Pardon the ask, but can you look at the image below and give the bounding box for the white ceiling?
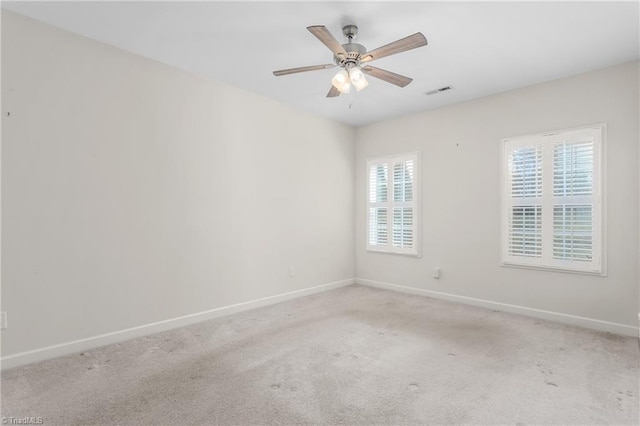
[3,1,639,126]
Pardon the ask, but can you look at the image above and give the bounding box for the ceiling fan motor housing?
[335,43,366,68]
[335,25,366,69]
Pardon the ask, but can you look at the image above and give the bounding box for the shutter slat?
[508,205,543,258]
[392,206,413,248]
[368,207,388,246]
[508,145,543,198]
[369,164,389,203]
[553,141,593,196]
[552,204,593,262]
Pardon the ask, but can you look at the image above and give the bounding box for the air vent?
[426,86,453,95]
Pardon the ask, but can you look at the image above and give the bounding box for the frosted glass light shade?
[331,69,351,93]
[349,67,369,91]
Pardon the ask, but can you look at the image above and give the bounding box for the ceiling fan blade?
[307,25,347,57]
[273,64,335,76]
[327,85,340,98]
[360,33,427,63]
[361,65,413,87]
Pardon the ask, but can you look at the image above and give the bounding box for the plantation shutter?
[368,164,389,246]
[392,160,414,248]
[367,153,419,255]
[506,144,543,259]
[552,140,594,263]
[501,125,603,273]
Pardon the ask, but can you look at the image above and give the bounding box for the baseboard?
[357,278,639,337]
[1,278,354,370]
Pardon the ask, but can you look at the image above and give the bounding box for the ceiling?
[3,1,639,127]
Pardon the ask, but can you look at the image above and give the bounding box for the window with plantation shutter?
[501,125,604,274]
[367,152,419,256]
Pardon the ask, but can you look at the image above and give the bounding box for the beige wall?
[1,11,355,358]
[356,61,639,330]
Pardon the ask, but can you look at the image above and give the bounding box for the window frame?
[366,151,421,256]
[500,124,606,275]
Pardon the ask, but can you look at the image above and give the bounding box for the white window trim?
[500,124,607,276]
[366,151,421,257]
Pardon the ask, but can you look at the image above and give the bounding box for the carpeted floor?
[1,284,638,425]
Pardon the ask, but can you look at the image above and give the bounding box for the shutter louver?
[392,160,414,249]
[370,164,388,203]
[369,208,388,245]
[393,160,414,202]
[393,207,413,248]
[506,145,543,259]
[368,164,388,247]
[553,141,593,196]
[509,206,542,257]
[509,146,543,198]
[552,140,594,262]
[553,205,592,261]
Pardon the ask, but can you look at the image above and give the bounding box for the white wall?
[1,11,355,359]
[356,61,639,332]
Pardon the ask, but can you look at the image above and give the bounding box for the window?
[501,125,605,274]
[367,152,420,256]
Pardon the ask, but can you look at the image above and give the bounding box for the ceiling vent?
[426,86,453,95]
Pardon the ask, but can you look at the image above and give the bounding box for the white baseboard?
[1,278,354,370]
[357,278,639,337]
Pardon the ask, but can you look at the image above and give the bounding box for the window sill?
[500,261,606,277]
[367,248,421,258]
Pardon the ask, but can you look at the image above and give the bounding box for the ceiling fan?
[273,24,428,97]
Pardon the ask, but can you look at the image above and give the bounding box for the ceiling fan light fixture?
[349,67,369,91]
[332,69,351,93]
[273,25,428,99]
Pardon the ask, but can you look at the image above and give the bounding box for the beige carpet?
[1,284,638,425]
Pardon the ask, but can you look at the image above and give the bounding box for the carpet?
[1,284,638,425]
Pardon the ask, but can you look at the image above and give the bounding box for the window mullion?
[541,139,554,267]
[388,161,396,250]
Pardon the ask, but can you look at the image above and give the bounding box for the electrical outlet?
[1,312,7,330]
[289,267,295,278]
[432,267,441,279]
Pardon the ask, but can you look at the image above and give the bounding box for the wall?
[356,61,639,334]
[1,11,355,363]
